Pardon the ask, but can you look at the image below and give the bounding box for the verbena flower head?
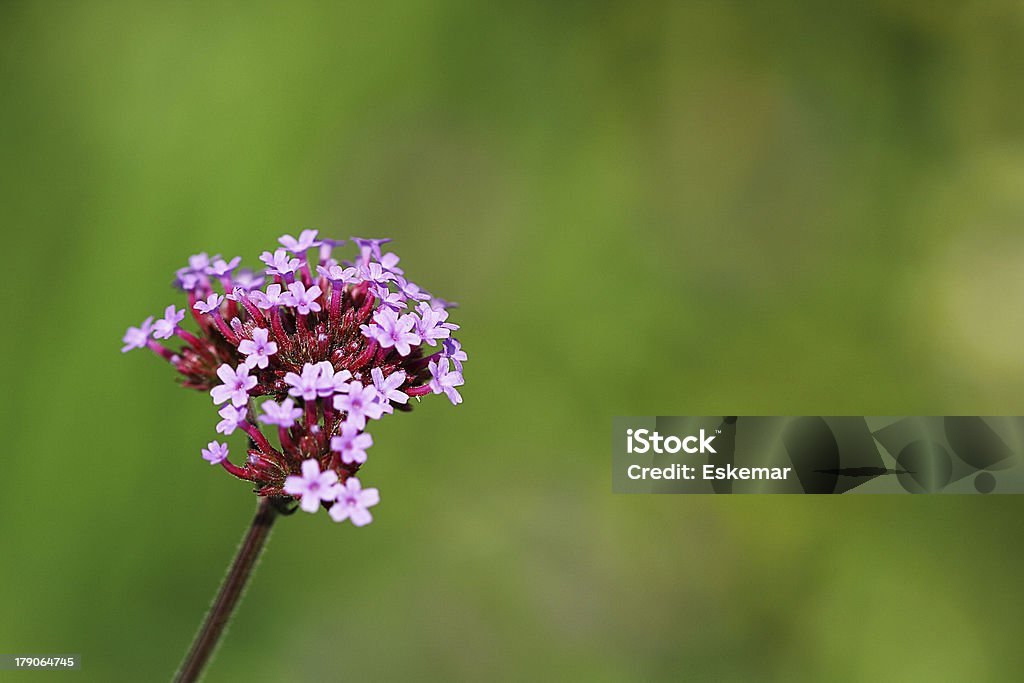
[122,233,466,527]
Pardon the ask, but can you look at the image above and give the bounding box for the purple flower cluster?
[122,232,466,526]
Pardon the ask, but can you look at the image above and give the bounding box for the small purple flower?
[174,253,219,290]
[189,252,218,273]
[237,328,278,369]
[279,229,321,254]
[121,316,154,352]
[429,358,464,405]
[211,363,258,407]
[316,264,361,285]
[284,281,322,314]
[175,270,202,291]
[233,268,266,291]
[414,303,452,346]
[395,276,430,302]
[441,337,467,372]
[359,262,396,289]
[370,367,408,414]
[313,361,352,397]
[328,477,379,526]
[152,305,185,340]
[260,248,300,277]
[283,459,340,513]
[372,283,407,312]
[428,297,459,311]
[351,236,392,263]
[259,398,303,428]
[193,293,225,315]
[209,256,241,278]
[202,440,230,465]
[250,283,288,310]
[283,362,322,401]
[330,423,373,465]
[216,405,247,435]
[379,252,403,276]
[361,308,421,357]
[333,381,384,430]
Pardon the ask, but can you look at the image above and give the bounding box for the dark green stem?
[173,497,282,683]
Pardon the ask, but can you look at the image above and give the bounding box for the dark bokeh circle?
[974,472,996,494]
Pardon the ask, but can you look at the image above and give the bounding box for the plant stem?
[174,497,279,683]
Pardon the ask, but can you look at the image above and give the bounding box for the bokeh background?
[3,1,1024,680]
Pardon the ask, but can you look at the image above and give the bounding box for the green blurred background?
[3,1,1024,680]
